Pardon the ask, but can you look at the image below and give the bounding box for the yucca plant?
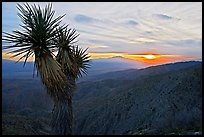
[3,3,68,101]
[51,26,90,134]
[2,3,73,134]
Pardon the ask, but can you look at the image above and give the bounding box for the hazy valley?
[2,59,202,135]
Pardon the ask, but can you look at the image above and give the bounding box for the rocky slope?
[2,61,202,135]
[73,63,202,135]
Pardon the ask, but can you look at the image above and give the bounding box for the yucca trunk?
[51,97,73,135]
[51,77,76,135]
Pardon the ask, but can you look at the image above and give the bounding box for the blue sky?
[2,2,202,61]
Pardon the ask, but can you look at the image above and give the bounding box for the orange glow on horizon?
[2,51,197,66]
[2,52,34,62]
[143,55,157,60]
[89,52,197,65]
[127,54,160,60]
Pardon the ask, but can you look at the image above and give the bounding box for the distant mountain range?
[80,60,202,82]
[2,59,36,79]
[87,56,146,75]
[2,60,202,135]
[3,57,200,82]
[2,57,143,79]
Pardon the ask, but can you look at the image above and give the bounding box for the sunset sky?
[2,2,202,65]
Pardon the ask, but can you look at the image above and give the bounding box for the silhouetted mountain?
[82,61,201,81]
[84,57,144,76]
[2,61,202,135]
[2,59,34,73]
[2,57,141,79]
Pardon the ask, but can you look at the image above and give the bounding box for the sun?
[143,54,157,60]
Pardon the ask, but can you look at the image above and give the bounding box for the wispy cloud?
[152,13,174,20]
[2,2,202,62]
[166,39,202,47]
[126,20,138,27]
[74,14,97,23]
[88,45,109,49]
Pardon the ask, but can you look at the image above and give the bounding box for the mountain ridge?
[79,60,201,82]
[2,61,202,135]
[74,63,202,134]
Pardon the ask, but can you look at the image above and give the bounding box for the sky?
[2,2,202,65]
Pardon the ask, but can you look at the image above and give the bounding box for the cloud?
[128,37,157,44]
[88,39,111,45]
[88,45,109,49]
[74,14,96,23]
[143,31,153,35]
[152,13,175,20]
[166,39,202,47]
[2,2,202,61]
[126,20,138,27]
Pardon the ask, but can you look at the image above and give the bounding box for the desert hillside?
[2,61,202,135]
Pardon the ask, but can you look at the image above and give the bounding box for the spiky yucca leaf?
[55,26,90,79]
[2,3,67,100]
[72,46,90,78]
[56,26,79,76]
[55,26,74,76]
[3,3,65,61]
